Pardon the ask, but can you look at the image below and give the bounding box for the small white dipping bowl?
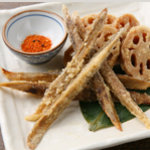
[2,10,67,64]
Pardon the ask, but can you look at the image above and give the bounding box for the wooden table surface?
[0,2,150,150]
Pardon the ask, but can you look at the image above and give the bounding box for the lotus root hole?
[139,63,144,75]
[129,47,134,51]
[113,46,116,50]
[143,33,147,42]
[120,37,123,42]
[128,18,133,25]
[147,59,150,69]
[133,35,139,45]
[88,17,94,24]
[131,54,137,67]
[97,33,101,38]
[104,33,112,42]
[108,53,113,60]
[120,22,125,27]
[107,18,113,24]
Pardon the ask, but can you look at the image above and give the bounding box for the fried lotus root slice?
[82,14,116,29]
[82,14,97,29]
[106,14,117,25]
[115,14,139,30]
[121,26,150,80]
[95,25,121,67]
[64,25,121,68]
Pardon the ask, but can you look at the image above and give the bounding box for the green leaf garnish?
[79,64,150,131]
[80,101,150,131]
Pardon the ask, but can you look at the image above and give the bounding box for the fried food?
[72,11,86,40]
[121,26,150,80]
[82,14,116,29]
[95,25,117,47]
[1,67,59,82]
[64,35,121,69]
[63,7,82,51]
[118,74,150,90]
[65,13,121,68]
[100,62,150,129]
[79,14,122,130]
[28,7,107,122]
[82,14,97,30]
[81,13,119,67]
[130,91,150,105]
[27,26,125,149]
[2,80,150,106]
[64,14,128,131]
[93,72,122,131]
[106,14,116,25]
[94,25,121,67]
[67,10,122,130]
[0,6,148,150]
[0,73,97,101]
[64,45,74,66]
[115,14,139,30]
[0,81,48,97]
[27,7,109,149]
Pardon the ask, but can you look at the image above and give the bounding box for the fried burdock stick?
[3,68,150,91]
[100,62,150,128]
[118,74,150,90]
[92,72,122,130]
[72,11,86,40]
[1,67,59,82]
[27,7,109,149]
[63,7,82,51]
[0,81,49,97]
[1,80,150,106]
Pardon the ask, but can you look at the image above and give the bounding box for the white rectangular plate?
[1,2,150,150]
